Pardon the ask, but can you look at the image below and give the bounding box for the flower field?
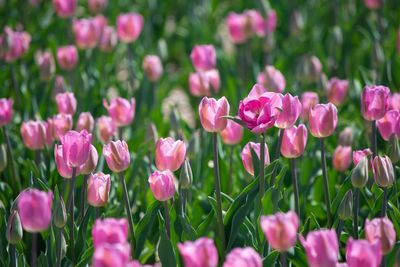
[1,0,400,266]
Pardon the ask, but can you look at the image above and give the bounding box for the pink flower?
[223,247,262,267]
[52,0,77,18]
[61,130,92,168]
[103,140,130,173]
[72,18,100,49]
[260,211,299,252]
[148,170,175,201]
[35,50,55,81]
[87,172,111,207]
[97,116,116,143]
[178,237,218,267]
[226,12,249,44]
[327,78,349,106]
[220,119,244,145]
[92,243,131,267]
[56,92,77,115]
[142,55,163,82]
[20,120,47,150]
[389,93,400,110]
[265,10,277,34]
[346,238,382,267]
[54,144,75,178]
[280,124,308,158]
[309,103,338,138]
[364,0,381,9]
[257,65,286,93]
[377,110,399,141]
[198,96,230,132]
[241,142,270,176]
[361,85,391,121]
[88,0,107,14]
[332,145,352,172]
[80,145,98,175]
[300,92,319,122]
[52,113,73,140]
[245,10,266,37]
[17,189,53,233]
[0,98,13,126]
[352,149,372,166]
[275,94,301,129]
[365,217,396,255]
[155,137,186,171]
[103,97,136,127]
[190,45,216,72]
[372,155,395,188]
[92,218,128,248]
[0,27,31,62]
[44,119,56,146]
[189,70,220,97]
[309,56,323,79]
[116,13,144,43]
[77,112,95,133]
[300,229,339,267]
[99,26,118,52]
[57,45,78,71]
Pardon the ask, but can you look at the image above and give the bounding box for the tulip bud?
[332,145,352,172]
[53,0,77,18]
[103,97,136,127]
[80,145,98,175]
[155,137,186,172]
[116,13,144,43]
[223,247,262,267]
[57,45,78,71]
[190,45,216,72]
[88,0,107,14]
[361,85,390,121]
[372,155,395,188]
[103,140,130,173]
[6,210,23,244]
[142,55,163,82]
[338,127,353,146]
[257,65,286,93]
[97,116,116,143]
[179,159,192,189]
[365,217,396,255]
[309,103,338,138]
[148,170,175,201]
[388,135,400,164]
[178,238,218,267]
[35,50,55,81]
[87,172,111,207]
[0,143,7,172]
[326,78,349,106]
[0,98,13,127]
[198,96,230,132]
[351,156,369,188]
[338,189,353,221]
[53,188,67,228]
[77,112,95,133]
[220,119,243,145]
[300,92,319,122]
[99,26,117,52]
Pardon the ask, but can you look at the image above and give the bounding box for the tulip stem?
[270,130,284,187]
[290,158,300,218]
[227,146,234,195]
[320,138,332,227]
[336,219,344,240]
[259,133,266,197]
[280,252,288,267]
[212,133,226,256]
[56,228,62,267]
[118,171,136,252]
[127,44,136,92]
[80,174,88,221]
[371,120,378,158]
[10,244,16,267]
[353,188,359,239]
[68,167,77,263]
[31,233,37,267]
[163,201,171,239]
[2,127,21,192]
[381,187,387,217]
[95,207,100,219]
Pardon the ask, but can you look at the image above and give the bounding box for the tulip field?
[1,0,400,266]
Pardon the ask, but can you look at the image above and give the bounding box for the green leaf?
[263,250,279,267]
[221,116,246,127]
[75,246,94,267]
[158,228,176,267]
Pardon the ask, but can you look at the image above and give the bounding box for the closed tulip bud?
[333,145,352,172]
[260,211,299,252]
[155,137,186,171]
[53,189,67,228]
[0,143,7,172]
[351,156,369,188]
[0,98,13,126]
[189,70,221,97]
[346,238,382,267]
[52,0,77,18]
[223,247,262,267]
[364,0,381,9]
[6,210,23,244]
[309,103,338,138]
[388,135,400,163]
[280,124,308,158]
[308,56,323,80]
[61,130,92,168]
[103,97,136,127]
[97,116,116,143]
[257,65,286,93]
[365,217,396,255]
[35,50,55,81]
[72,18,99,49]
[77,112,94,133]
[190,45,216,72]
[103,140,130,173]
[57,45,78,71]
[148,170,175,201]
[142,55,163,82]
[56,92,77,115]
[53,75,66,95]
[80,145,98,175]
[17,189,53,233]
[372,155,395,188]
[88,0,107,14]
[92,218,128,248]
[339,127,353,146]
[20,120,47,150]
[178,237,218,267]
[54,144,75,178]
[220,119,243,145]
[327,78,349,106]
[92,243,131,267]
[199,96,230,132]
[241,142,270,176]
[377,110,399,141]
[99,26,118,52]
[338,189,353,220]
[116,13,144,43]
[0,27,31,62]
[179,159,192,189]
[87,172,111,207]
[275,94,301,129]
[361,85,390,121]
[300,92,319,122]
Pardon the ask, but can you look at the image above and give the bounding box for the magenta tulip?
[87,172,111,207]
[116,13,144,43]
[265,9,277,34]
[189,70,220,97]
[103,140,130,173]
[352,148,372,166]
[377,110,399,141]
[92,243,131,267]
[0,27,31,62]
[300,92,319,122]
[257,65,286,93]
[54,144,75,178]
[92,218,128,248]
[142,55,163,82]
[52,113,73,140]
[220,119,244,145]
[99,26,118,52]
[178,237,218,267]
[20,120,47,150]
[52,0,76,17]
[226,12,249,44]
[148,170,175,201]
[365,217,396,255]
[198,96,230,132]
[327,78,349,106]
[0,98,13,126]
[280,124,308,158]
[190,45,216,72]
[61,130,92,168]
[56,92,77,115]
[57,45,78,70]
[103,97,135,127]
[275,94,301,129]
[223,247,262,267]
[241,142,270,176]
[72,18,100,49]
[88,0,107,14]
[346,238,382,267]
[155,137,186,171]
[97,116,116,143]
[361,85,390,121]
[309,103,338,138]
[389,93,400,110]
[77,112,95,133]
[332,145,352,172]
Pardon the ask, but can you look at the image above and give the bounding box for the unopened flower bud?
[6,210,23,244]
[338,127,353,146]
[388,135,400,164]
[338,189,353,221]
[351,156,369,188]
[179,159,193,189]
[0,143,7,172]
[372,155,395,188]
[53,188,67,228]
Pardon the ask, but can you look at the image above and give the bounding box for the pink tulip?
[198,96,230,132]
[92,15,108,40]
[72,18,100,49]
[92,218,128,248]
[365,217,396,255]
[116,13,144,43]
[245,10,266,37]
[300,229,339,267]
[155,137,186,171]
[103,140,130,173]
[265,10,277,34]
[309,56,323,79]
[309,103,338,138]
[20,120,47,150]
[142,55,163,82]
[97,116,116,143]
[238,84,282,134]
[361,85,390,121]
[364,0,381,9]
[0,98,13,126]
[372,155,395,188]
[80,145,98,175]
[92,243,131,267]
[226,12,249,44]
[280,124,308,158]
[189,70,220,97]
[52,113,73,140]
[260,211,299,251]
[0,27,31,62]
[275,94,301,129]
[35,50,55,81]
[53,75,66,95]
[99,26,118,52]
[190,45,216,72]
[389,93,400,110]
[87,172,111,207]
[352,148,372,166]
[44,119,56,146]
[148,170,175,201]
[300,92,319,122]
[52,0,76,18]
[178,237,218,267]
[56,92,77,115]
[220,119,244,145]
[377,110,399,141]
[257,65,286,93]
[223,247,262,267]
[61,130,92,168]
[88,0,107,14]
[77,112,95,133]
[332,145,352,172]
[17,189,53,233]
[346,238,382,267]
[54,144,74,178]
[103,97,136,127]
[327,78,349,106]
[241,142,270,176]
[57,45,78,71]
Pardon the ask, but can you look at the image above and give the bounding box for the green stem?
[291,158,300,218]
[270,130,284,187]
[118,172,136,252]
[68,167,77,263]
[371,120,377,158]
[163,201,171,239]
[320,138,332,227]
[212,133,226,256]
[2,127,21,192]
[353,188,359,239]
[56,228,62,267]
[227,146,234,195]
[10,244,16,267]
[31,233,37,267]
[259,133,266,197]
[280,251,288,267]
[381,187,387,217]
[80,174,88,221]
[336,219,344,241]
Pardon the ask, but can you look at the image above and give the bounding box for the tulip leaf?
[263,250,279,267]
[158,227,176,267]
[221,116,246,127]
